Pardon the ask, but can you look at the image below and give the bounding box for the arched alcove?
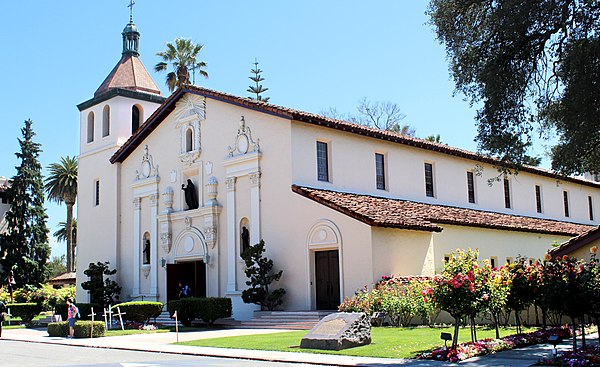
[102,105,110,137]
[132,104,143,133]
[87,112,95,143]
[142,232,151,265]
[185,127,194,152]
[239,217,250,256]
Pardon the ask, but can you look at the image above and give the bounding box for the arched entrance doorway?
[167,227,209,302]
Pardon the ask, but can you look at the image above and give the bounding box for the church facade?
[76,20,600,320]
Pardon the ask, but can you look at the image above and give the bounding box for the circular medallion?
[318,229,327,241]
[142,160,151,177]
[237,135,249,154]
[184,236,194,253]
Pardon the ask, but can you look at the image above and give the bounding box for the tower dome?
[122,20,140,56]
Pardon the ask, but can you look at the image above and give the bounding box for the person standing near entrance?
[178,282,191,298]
[66,298,79,338]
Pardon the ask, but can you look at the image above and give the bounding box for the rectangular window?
[535,185,543,213]
[589,196,594,221]
[467,171,475,203]
[375,153,386,190]
[503,179,511,208]
[316,141,329,182]
[490,256,497,268]
[563,191,570,217]
[94,179,100,206]
[506,257,513,265]
[424,163,434,197]
[444,255,450,263]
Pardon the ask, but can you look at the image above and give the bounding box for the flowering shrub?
[339,276,434,326]
[538,345,600,367]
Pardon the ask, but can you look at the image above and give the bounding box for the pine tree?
[0,120,50,287]
[240,240,285,310]
[247,58,270,102]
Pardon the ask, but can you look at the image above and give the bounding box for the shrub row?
[7,303,43,323]
[47,321,106,338]
[112,301,163,323]
[167,297,232,326]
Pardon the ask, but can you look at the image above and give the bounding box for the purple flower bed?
[421,327,574,362]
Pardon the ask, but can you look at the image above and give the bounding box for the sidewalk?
[2,327,596,367]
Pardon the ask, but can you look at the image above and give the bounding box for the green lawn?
[178,326,535,359]
[105,328,170,336]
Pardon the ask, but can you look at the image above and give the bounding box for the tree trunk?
[66,203,74,272]
[572,317,578,351]
[452,318,460,348]
[493,312,500,339]
[471,315,477,342]
[581,316,586,349]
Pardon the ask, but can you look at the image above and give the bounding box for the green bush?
[168,297,231,326]
[7,303,43,323]
[47,321,105,338]
[113,301,163,323]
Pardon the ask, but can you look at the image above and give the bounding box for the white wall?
[290,121,599,226]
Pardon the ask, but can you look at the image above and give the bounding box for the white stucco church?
[76,19,600,320]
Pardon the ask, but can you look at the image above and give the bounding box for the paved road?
[1,340,331,367]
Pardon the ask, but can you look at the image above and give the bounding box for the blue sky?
[0,1,549,258]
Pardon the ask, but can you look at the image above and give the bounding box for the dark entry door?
[315,250,340,310]
[166,260,206,302]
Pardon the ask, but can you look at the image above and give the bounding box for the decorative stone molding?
[162,186,174,214]
[205,161,213,175]
[142,265,151,279]
[203,226,217,249]
[174,94,206,122]
[225,177,236,191]
[133,197,142,210]
[227,116,260,158]
[249,171,261,187]
[206,176,218,205]
[160,232,172,253]
[179,150,201,166]
[135,145,159,180]
[185,216,192,229]
[149,193,159,207]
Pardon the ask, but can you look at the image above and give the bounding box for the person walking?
[66,298,79,338]
[0,300,6,337]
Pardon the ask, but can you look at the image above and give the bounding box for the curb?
[1,336,410,367]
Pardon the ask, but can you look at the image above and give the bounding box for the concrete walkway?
[1,327,597,366]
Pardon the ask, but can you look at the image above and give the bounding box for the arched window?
[185,128,194,152]
[102,105,110,137]
[132,105,142,133]
[87,112,95,143]
[143,232,151,265]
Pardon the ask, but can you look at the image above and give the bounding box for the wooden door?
[315,250,340,310]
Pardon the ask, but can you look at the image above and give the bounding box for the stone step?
[239,311,334,330]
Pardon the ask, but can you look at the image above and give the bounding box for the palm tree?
[44,156,78,272]
[155,38,208,92]
[54,218,77,271]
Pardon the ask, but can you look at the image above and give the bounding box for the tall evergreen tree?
[247,59,270,102]
[0,120,50,287]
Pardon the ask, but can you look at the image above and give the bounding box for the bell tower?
[76,9,166,302]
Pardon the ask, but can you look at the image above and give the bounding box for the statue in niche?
[181,179,199,209]
[241,226,250,255]
[143,239,150,265]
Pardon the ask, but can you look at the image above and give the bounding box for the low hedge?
[112,301,163,323]
[168,297,232,326]
[47,321,106,338]
[55,303,102,321]
[7,303,43,323]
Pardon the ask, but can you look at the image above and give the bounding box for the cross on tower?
[128,0,136,21]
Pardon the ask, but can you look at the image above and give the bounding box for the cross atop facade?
[128,0,136,21]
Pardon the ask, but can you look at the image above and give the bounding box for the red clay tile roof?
[292,185,595,236]
[48,271,76,284]
[95,55,162,97]
[549,226,600,257]
[109,86,600,190]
